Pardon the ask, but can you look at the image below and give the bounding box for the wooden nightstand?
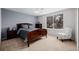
[7,30,17,39]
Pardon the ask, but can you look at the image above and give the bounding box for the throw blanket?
[17,28,38,42]
[17,28,29,42]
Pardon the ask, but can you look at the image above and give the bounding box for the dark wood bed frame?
[17,23,47,47]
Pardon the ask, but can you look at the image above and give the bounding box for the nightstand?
[7,30,17,39]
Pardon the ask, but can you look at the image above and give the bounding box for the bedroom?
[0,8,78,51]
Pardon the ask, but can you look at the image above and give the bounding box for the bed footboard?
[27,29,47,47]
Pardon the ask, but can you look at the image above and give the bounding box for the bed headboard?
[17,23,32,30]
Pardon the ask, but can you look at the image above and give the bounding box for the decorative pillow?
[22,25,28,29]
[29,25,34,29]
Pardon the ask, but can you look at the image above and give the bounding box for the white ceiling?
[5,8,66,16]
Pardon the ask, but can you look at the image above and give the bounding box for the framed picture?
[54,14,63,29]
[47,16,54,28]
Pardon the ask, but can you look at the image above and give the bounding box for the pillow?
[22,25,28,29]
[29,25,34,29]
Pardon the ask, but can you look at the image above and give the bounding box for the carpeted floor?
[1,35,77,51]
[1,38,27,51]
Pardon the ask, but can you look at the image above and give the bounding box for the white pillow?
[22,25,28,29]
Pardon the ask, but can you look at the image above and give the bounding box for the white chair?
[57,27,72,41]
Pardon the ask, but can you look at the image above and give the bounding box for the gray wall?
[2,9,37,29]
[78,8,79,50]
[37,8,77,40]
[0,8,1,41]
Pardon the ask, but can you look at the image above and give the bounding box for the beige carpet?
[1,38,27,51]
[1,35,77,51]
